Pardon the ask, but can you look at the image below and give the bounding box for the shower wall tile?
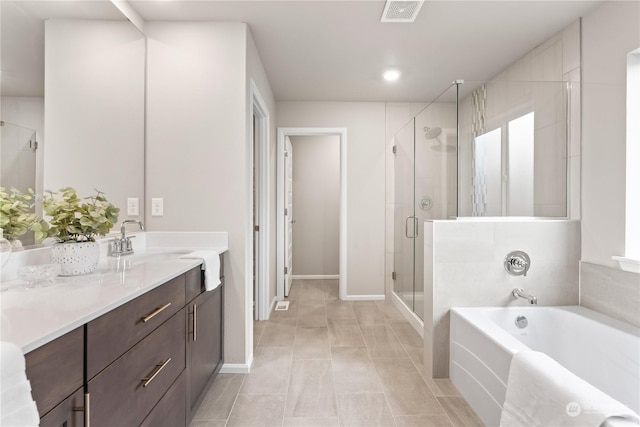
[424,219,580,378]
[580,262,640,328]
[562,19,581,74]
[506,53,532,82]
[567,68,581,158]
[569,156,581,220]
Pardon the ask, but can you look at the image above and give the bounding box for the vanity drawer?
[88,309,186,427]
[87,274,185,379]
[25,326,84,418]
[140,371,187,427]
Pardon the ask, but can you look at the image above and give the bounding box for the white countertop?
[0,232,228,354]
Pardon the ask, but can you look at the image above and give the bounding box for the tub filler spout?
[512,288,537,305]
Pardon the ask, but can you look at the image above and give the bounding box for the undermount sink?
[100,250,193,273]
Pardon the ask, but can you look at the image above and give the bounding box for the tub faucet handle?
[504,250,531,277]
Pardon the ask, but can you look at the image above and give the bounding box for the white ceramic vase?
[51,241,100,276]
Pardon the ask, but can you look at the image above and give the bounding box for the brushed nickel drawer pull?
[141,302,172,323]
[193,303,197,342]
[72,392,91,427]
[142,357,172,388]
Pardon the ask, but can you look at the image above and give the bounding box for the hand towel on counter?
[500,350,640,427]
[1,341,40,427]
[178,250,221,291]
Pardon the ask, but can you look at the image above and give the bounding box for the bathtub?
[450,306,640,427]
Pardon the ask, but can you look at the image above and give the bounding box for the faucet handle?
[109,239,123,256]
[504,250,531,276]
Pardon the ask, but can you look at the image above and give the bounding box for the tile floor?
[190,279,484,427]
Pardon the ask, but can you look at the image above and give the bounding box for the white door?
[284,137,294,296]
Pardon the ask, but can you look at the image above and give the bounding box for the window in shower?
[507,112,535,216]
[472,127,502,216]
[472,112,535,216]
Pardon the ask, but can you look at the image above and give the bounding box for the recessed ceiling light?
[383,70,401,82]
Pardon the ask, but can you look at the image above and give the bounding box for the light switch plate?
[151,198,164,216]
[127,198,139,216]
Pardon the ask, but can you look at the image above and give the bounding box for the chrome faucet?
[512,288,537,305]
[109,220,144,257]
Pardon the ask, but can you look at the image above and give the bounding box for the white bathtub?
[450,306,640,427]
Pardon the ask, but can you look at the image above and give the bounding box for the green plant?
[0,187,46,241]
[34,188,120,243]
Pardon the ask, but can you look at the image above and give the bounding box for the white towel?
[500,350,640,427]
[1,341,40,427]
[179,250,221,291]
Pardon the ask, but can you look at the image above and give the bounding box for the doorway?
[288,135,341,288]
[276,128,347,301]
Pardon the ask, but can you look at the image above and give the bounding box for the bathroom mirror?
[1,1,146,246]
[457,79,570,217]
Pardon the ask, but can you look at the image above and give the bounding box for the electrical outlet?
[151,198,164,216]
[127,198,139,216]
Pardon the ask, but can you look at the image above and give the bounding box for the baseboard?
[220,356,253,374]
[341,294,385,301]
[291,275,340,280]
[391,292,424,338]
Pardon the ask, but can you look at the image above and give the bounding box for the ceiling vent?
[380,1,424,23]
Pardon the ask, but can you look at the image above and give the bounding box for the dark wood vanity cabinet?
[23,254,225,427]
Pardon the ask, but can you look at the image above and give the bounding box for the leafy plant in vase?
[34,188,119,276]
[0,187,48,249]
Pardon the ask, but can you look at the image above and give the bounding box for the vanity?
[1,235,226,427]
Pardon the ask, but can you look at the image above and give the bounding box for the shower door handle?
[405,216,418,238]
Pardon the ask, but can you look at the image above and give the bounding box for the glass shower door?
[1,121,38,245]
[394,119,417,313]
[393,84,459,321]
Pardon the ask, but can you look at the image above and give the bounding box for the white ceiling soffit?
[381,1,424,23]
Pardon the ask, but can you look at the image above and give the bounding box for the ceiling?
[2,0,603,102]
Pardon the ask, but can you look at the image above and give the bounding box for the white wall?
[424,219,581,378]
[44,20,144,220]
[290,135,340,276]
[277,102,386,297]
[581,1,640,268]
[146,22,249,366]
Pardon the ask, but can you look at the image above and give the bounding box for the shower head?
[423,126,442,140]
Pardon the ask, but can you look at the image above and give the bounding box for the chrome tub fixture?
[504,250,530,277]
[512,288,537,305]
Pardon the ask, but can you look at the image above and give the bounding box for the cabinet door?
[187,285,223,415]
[39,388,84,427]
[25,327,84,419]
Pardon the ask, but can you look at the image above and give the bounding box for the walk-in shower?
[393,83,459,320]
[392,78,571,321]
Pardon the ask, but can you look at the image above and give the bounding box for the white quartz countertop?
[0,232,228,354]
